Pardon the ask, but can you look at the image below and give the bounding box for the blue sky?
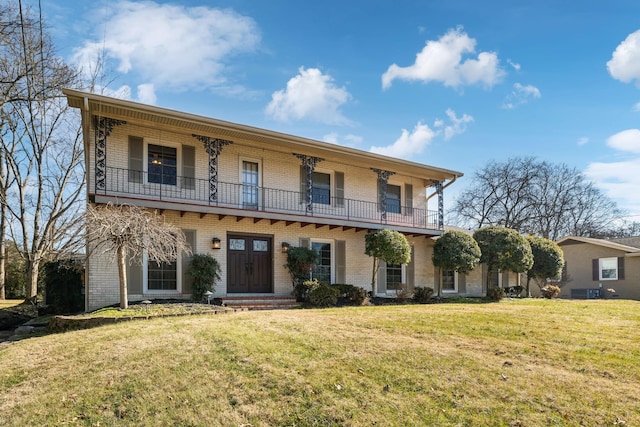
[40,0,640,219]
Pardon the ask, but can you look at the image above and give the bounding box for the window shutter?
[618,257,625,280]
[128,136,144,183]
[335,172,344,208]
[127,252,143,294]
[404,183,413,216]
[299,238,310,249]
[406,246,415,288]
[377,260,387,294]
[592,259,598,281]
[377,179,383,211]
[458,273,466,294]
[182,230,196,295]
[182,145,195,190]
[335,240,346,283]
[435,266,441,294]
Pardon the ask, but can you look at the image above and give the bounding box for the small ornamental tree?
[86,203,191,309]
[284,246,319,299]
[365,229,411,296]
[473,226,533,292]
[432,230,481,297]
[188,254,221,302]
[526,235,564,296]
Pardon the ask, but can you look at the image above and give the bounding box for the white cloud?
[438,109,474,140]
[577,136,589,146]
[606,129,640,153]
[137,83,157,104]
[634,102,640,112]
[370,122,436,158]
[585,128,640,216]
[323,133,362,147]
[381,27,505,89]
[72,1,260,92]
[266,67,352,124]
[502,82,541,109]
[371,108,473,159]
[507,59,521,71]
[607,30,640,86]
[585,158,640,215]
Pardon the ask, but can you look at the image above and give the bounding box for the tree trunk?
[117,246,128,309]
[370,258,378,296]
[0,242,5,300]
[26,257,40,300]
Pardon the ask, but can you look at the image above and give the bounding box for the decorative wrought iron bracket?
[431,180,444,229]
[192,135,233,202]
[372,168,395,221]
[94,117,126,191]
[295,154,324,213]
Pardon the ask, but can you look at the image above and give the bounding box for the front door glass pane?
[311,241,331,283]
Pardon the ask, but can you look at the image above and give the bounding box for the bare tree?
[85,204,191,309]
[0,2,83,299]
[453,157,621,240]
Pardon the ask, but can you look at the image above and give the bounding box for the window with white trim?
[386,263,403,290]
[442,270,458,292]
[312,172,331,205]
[311,240,333,283]
[148,144,177,185]
[599,257,618,280]
[386,184,401,214]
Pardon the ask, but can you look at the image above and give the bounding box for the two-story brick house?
[64,89,465,311]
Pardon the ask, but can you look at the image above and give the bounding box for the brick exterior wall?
[83,118,458,310]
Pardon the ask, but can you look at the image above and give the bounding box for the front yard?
[1,299,639,426]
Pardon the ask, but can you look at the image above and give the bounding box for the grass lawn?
[0,300,23,309]
[1,299,639,426]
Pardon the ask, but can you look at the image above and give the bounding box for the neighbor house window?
[312,172,331,205]
[489,268,502,288]
[311,240,332,283]
[386,263,403,290]
[442,270,458,292]
[148,144,177,185]
[386,184,401,214]
[599,257,618,280]
[148,260,177,291]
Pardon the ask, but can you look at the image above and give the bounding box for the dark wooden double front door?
[227,234,273,293]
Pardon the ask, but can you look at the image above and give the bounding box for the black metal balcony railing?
[99,167,441,230]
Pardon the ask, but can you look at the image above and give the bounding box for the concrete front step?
[221,296,301,310]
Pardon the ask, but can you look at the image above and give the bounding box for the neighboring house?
[555,236,640,300]
[64,89,465,311]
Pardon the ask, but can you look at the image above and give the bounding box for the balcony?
[94,167,442,234]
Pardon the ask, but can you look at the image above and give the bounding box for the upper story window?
[599,257,618,280]
[148,144,177,185]
[386,184,401,214]
[312,172,331,205]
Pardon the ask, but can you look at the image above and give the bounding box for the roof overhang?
[63,88,463,184]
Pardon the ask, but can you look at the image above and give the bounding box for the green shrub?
[541,284,561,299]
[187,254,221,302]
[333,284,369,306]
[306,280,339,307]
[487,287,504,301]
[285,247,319,300]
[413,286,434,304]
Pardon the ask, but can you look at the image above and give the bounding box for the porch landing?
[220,295,301,310]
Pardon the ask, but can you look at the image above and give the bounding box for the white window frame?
[599,257,618,280]
[143,140,181,186]
[384,263,406,295]
[143,251,182,295]
[310,238,335,284]
[441,270,459,293]
[239,156,262,209]
[312,169,334,206]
